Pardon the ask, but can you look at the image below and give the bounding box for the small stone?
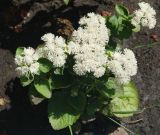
[109,127,128,135]
[150,34,159,42]
[101,11,111,17]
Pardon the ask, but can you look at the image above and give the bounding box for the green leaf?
[105,77,124,98]
[97,77,122,98]
[50,74,73,90]
[108,15,119,29]
[48,91,85,130]
[117,16,123,25]
[20,75,33,87]
[63,0,70,5]
[107,39,117,51]
[115,5,129,17]
[132,24,141,32]
[109,82,139,117]
[38,58,53,73]
[16,47,24,56]
[107,10,133,39]
[29,85,44,105]
[86,98,102,115]
[68,92,86,113]
[105,77,119,90]
[34,77,52,99]
[97,84,115,98]
[117,21,133,39]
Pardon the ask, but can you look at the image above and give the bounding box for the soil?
[0,0,160,135]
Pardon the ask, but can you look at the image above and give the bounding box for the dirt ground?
[0,0,160,135]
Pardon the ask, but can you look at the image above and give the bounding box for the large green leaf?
[68,92,86,113]
[34,77,52,99]
[109,82,139,117]
[48,91,86,130]
[29,85,44,105]
[38,58,53,73]
[16,47,24,56]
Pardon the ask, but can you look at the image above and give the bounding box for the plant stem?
[108,117,136,135]
[69,125,73,135]
[125,118,143,124]
[133,41,160,49]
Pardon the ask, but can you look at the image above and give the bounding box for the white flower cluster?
[107,49,137,84]
[15,12,140,84]
[15,47,40,76]
[131,2,156,29]
[72,13,110,45]
[41,33,67,67]
[68,13,110,78]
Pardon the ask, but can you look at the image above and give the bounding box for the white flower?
[15,55,23,65]
[107,49,137,84]
[15,47,40,77]
[72,13,110,45]
[35,46,45,58]
[93,67,106,78]
[68,13,110,78]
[24,47,35,56]
[67,41,79,54]
[23,55,34,65]
[29,62,39,74]
[131,2,156,29]
[23,47,39,63]
[16,66,29,77]
[41,33,55,43]
[41,33,67,67]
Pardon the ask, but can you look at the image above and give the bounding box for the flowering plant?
[15,2,156,134]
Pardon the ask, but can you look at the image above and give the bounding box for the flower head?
[41,33,67,67]
[72,13,110,45]
[15,47,40,77]
[131,2,156,29]
[107,49,137,84]
[68,13,110,78]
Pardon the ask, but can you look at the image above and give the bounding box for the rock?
[0,49,16,111]
[109,127,128,135]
